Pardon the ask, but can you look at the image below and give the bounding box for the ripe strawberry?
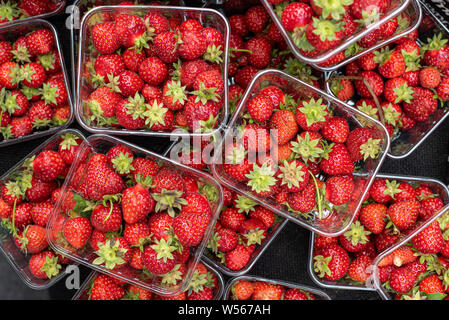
[369,179,401,203]
[213,227,238,253]
[225,244,251,271]
[173,211,210,247]
[295,98,329,131]
[287,181,316,214]
[422,33,449,71]
[320,143,354,175]
[0,61,20,89]
[92,22,120,55]
[90,274,125,300]
[412,221,444,254]
[252,282,284,300]
[33,150,64,182]
[29,250,61,280]
[419,197,443,220]
[402,87,438,122]
[389,267,416,293]
[25,28,54,55]
[354,70,384,98]
[143,243,176,275]
[153,32,180,64]
[325,175,353,206]
[90,203,122,233]
[339,221,371,253]
[232,280,253,300]
[244,5,269,34]
[419,274,445,295]
[360,203,387,234]
[419,67,441,89]
[94,54,125,83]
[85,155,125,200]
[281,2,312,32]
[388,199,420,231]
[220,207,246,232]
[114,14,148,49]
[20,224,47,254]
[269,110,298,145]
[30,201,54,227]
[178,30,207,61]
[346,127,381,162]
[330,78,354,101]
[348,254,372,283]
[437,77,449,101]
[245,37,272,69]
[63,216,92,249]
[313,244,350,281]
[138,56,167,87]
[247,94,273,122]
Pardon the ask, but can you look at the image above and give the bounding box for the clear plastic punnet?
[0,19,74,147]
[261,0,418,70]
[75,5,230,139]
[308,174,449,292]
[326,0,449,159]
[0,129,86,290]
[47,134,224,296]
[72,259,225,300]
[211,69,390,237]
[0,1,66,28]
[223,275,331,300]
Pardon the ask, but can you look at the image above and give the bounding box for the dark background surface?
[1,0,449,300]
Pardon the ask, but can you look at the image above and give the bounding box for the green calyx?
[124,93,148,120]
[382,103,401,126]
[143,99,168,128]
[437,212,449,232]
[422,32,448,52]
[283,57,317,85]
[290,132,323,163]
[357,101,378,119]
[151,238,177,263]
[20,64,36,83]
[161,263,183,286]
[360,138,381,161]
[187,269,213,295]
[191,81,220,105]
[165,80,188,106]
[199,183,219,202]
[242,226,266,246]
[111,152,135,175]
[93,238,128,270]
[298,98,328,127]
[402,49,421,72]
[133,172,153,188]
[41,83,60,105]
[359,7,380,26]
[7,63,22,86]
[245,162,277,194]
[40,255,62,279]
[234,195,257,214]
[345,43,362,57]
[314,0,353,20]
[0,1,20,21]
[152,188,188,217]
[225,144,247,165]
[203,44,223,64]
[59,133,79,151]
[393,83,414,104]
[292,28,314,53]
[312,17,343,42]
[11,45,31,64]
[2,90,20,114]
[132,31,152,52]
[278,160,307,189]
[37,53,56,71]
[343,221,371,246]
[383,180,401,199]
[196,113,218,133]
[21,85,40,100]
[313,255,332,278]
[207,231,220,254]
[373,47,394,66]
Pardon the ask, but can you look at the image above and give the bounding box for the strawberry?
[93,54,125,83]
[25,28,54,55]
[284,288,310,300]
[173,211,210,247]
[229,15,248,37]
[122,47,146,72]
[245,36,272,69]
[402,87,438,122]
[28,100,53,127]
[412,221,444,254]
[325,175,353,206]
[295,97,329,131]
[91,203,122,233]
[247,94,273,122]
[437,77,449,101]
[249,206,275,229]
[143,240,176,275]
[0,61,21,89]
[138,57,167,86]
[320,143,354,175]
[287,181,316,213]
[330,78,354,101]
[153,32,180,64]
[346,127,381,162]
[374,47,405,79]
[374,229,399,252]
[252,282,284,300]
[178,30,207,61]
[20,224,47,254]
[348,254,372,282]
[211,227,238,253]
[33,150,64,182]
[114,14,149,49]
[20,62,46,88]
[63,216,92,249]
[220,207,246,232]
[42,77,68,107]
[116,70,144,97]
[269,109,298,145]
[86,86,122,124]
[419,67,441,89]
[306,17,343,51]
[90,274,125,300]
[29,250,61,280]
[115,95,146,130]
[58,132,83,165]
[92,22,120,55]
[232,280,254,300]
[419,197,443,220]
[339,221,371,253]
[281,2,312,32]
[419,274,445,295]
[369,179,401,203]
[30,201,54,227]
[313,244,350,281]
[389,267,416,293]
[244,5,269,34]
[354,70,384,98]
[422,33,449,71]
[225,244,251,271]
[360,203,387,234]
[85,155,125,200]
[321,117,349,143]
[378,247,417,267]
[387,199,420,231]
[144,12,170,35]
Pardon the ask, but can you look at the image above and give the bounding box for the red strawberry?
[287,181,316,213]
[369,179,401,203]
[295,98,329,131]
[220,207,246,232]
[402,87,438,122]
[348,254,372,282]
[419,274,445,295]
[378,247,417,267]
[114,14,148,49]
[244,5,269,34]
[389,267,416,293]
[245,37,272,69]
[321,117,349,143]
[92,22,120,54]
[30,201,54,227]
[281,2,312,32]
[419,197,443,220]
[360,203,387,234]
[325,175,353,206]
[346,127,381,162]
[85,154,125,200]
[63,216,92,249]
[225,243,251,271]
[29,250,61,280]
[423,33,449,71]
[388,199,420,231]
[25,176,56,203]
[20,225,48,254]
[419,67,441,89]
[25,28,54,55]
[269,109,298,145]
[91,203,122,233]
[252,282,284,300]
[232,280,253,300]
[138,56,167,86]
[153,32,180,64]
[90,274,125,300]
[247,94,273,122]
[412,221,444,254]
[313,244,350,281]
[143,243,176,275]
[173,211,210,247]
[354,70,384,98]
[320,143,354,175]
[33,150,64,182]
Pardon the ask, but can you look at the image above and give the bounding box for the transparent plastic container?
[0,19,74,147]
[202,217,288,277]
[261,0,413,68]
[308,173,449,292]
[72,259,225,300]
[211,69,390,237]
[223,275,331,300]
[370,204,449,299]
[313,0,422,72]
[0,129,86,290]
[325,2,449,159]
[47,134,224,296]
[75,5,230,139]
[0,1,66,28]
